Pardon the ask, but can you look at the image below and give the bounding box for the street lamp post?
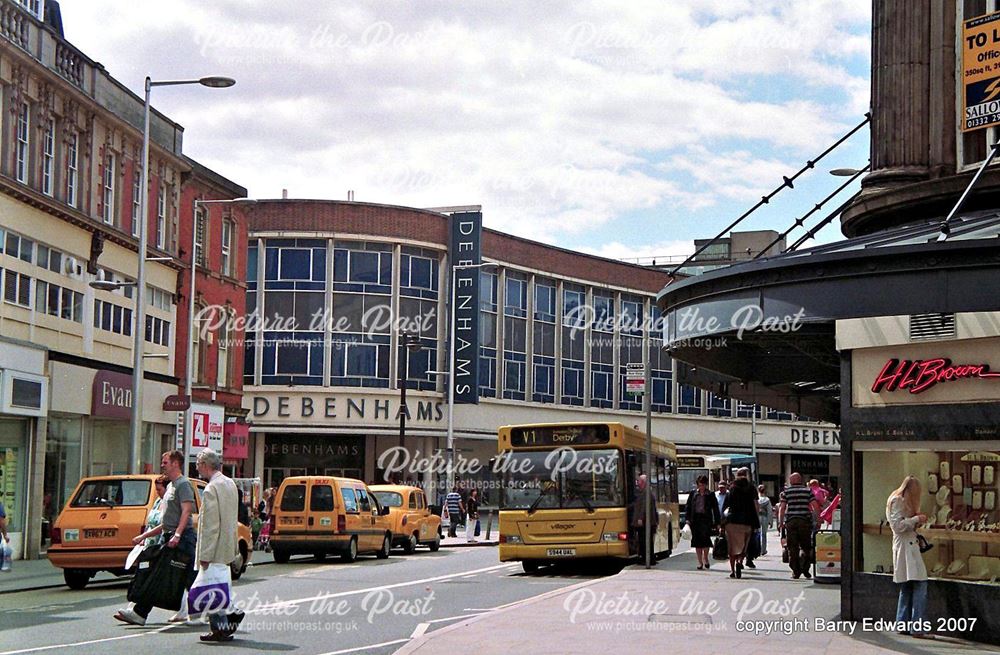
[122,75,235,474]
[397,332,423,457]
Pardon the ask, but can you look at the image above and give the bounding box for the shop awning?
[656,212,1000,423]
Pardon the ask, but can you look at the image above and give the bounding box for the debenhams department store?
[239,200,840,502]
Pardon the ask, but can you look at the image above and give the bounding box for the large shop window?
[399,249,438,393]
[0,419,26,532]
[532,279,557,403]
[858,443,1000,582]
[479,270,499,398]
[561,284,586,406]
[502,272,528,400]
[591,293,615,409]
[708,393,732,417]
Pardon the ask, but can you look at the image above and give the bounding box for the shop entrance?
[263,434,366,490]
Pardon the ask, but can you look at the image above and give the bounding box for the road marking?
[410,622,429,638]
[313,638,410,655]
[0,562,513,655]
[460,573,477,579]
[0,624,177,655]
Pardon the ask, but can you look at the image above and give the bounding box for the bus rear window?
[71,480,150,507]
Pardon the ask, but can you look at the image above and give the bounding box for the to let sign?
[190,403,224,456]
[962,11,1000,131]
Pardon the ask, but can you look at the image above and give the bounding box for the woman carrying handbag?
[887,476,933,639]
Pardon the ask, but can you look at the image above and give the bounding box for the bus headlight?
[500,534,522,544]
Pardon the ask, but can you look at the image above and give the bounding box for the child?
[250,511,263,550]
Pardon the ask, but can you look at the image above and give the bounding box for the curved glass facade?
[244,234,796,422]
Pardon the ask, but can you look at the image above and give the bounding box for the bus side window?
[660,460,668,503]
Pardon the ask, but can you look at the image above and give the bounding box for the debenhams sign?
[251,393,445,424]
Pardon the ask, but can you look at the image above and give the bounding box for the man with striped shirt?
[445,486,465,538]
[778,472,821,580]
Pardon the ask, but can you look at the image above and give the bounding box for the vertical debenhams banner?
[449,211,482,404]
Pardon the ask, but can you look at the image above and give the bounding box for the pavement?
[395,549,991,655]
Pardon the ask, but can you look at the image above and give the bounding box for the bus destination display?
[510,424,611,447]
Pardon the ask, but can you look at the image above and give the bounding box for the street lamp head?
[199,76,236,88]
[830,168,862,177]
[89,280,135,291]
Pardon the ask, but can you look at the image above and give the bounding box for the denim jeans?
[895,580,928,633]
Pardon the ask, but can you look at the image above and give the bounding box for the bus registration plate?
[546,548,576,557]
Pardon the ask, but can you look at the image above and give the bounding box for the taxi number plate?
[546,548,576,557]
[84,528,117,539]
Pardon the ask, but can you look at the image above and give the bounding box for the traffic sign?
[626,363,645,395]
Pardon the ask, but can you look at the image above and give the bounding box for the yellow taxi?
[48,474,253,589]
[270,476,394,563]
[369,485,442,553]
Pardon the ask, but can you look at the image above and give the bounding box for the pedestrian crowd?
[683,469,842,581]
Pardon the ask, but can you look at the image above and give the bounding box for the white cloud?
[57,0,870,246]
[576,239,694,264]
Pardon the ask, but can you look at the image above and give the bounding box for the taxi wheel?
[341,537,358,563]
[521,560,539,574]
[403,533,417,554]
[64,569,92,590]
[232,543,249,580]
[429,534,441,552]
[377,535,391,559]
[273,548,291,564]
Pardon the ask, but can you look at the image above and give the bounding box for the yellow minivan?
[49,474,253,589]
[270,476,394,563]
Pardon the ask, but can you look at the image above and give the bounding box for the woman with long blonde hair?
[886,475,931,639]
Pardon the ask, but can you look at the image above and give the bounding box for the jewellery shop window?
[859,443,1000,582]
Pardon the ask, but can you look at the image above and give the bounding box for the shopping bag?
[1,542,12,572]
[712,535,728,560]
[747,530,761,560]
[474,519,481,537]
[127,544,190,611]
[125,544,144,570]
[680,523,692,541]
[188,563,232,616]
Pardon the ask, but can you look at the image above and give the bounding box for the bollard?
[485,511,494,539]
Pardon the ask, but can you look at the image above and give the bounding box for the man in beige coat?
[195,449,244,642]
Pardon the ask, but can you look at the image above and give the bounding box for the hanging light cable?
[668,112,871,277]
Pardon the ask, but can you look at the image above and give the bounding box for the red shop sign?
[224,421,250,459]
[92,370,132,420]
[872,358,1000,395]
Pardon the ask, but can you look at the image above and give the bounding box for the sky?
[58,1,872,263]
